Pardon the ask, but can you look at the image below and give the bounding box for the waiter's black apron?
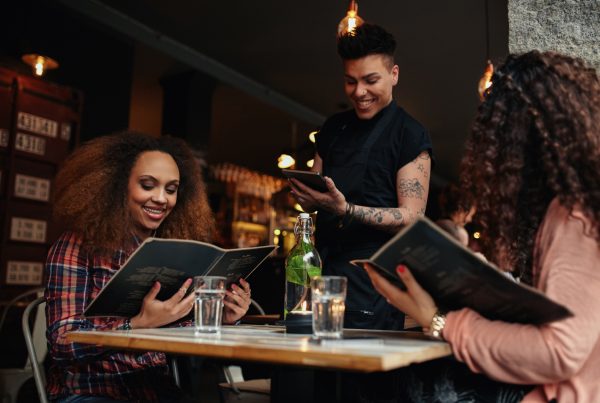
[317,104,406,330]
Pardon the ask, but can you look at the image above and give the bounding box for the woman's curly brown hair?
[460,51,600,285]
[53,131,215,256]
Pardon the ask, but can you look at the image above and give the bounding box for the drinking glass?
[194,276,226,334]
[311,276,347,339]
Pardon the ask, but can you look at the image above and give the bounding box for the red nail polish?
[396,265,406,274]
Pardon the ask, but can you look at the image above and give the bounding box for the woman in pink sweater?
[366,51,600,402]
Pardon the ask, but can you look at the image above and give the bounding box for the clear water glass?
[194,276,226,334]
[311,276,347,339]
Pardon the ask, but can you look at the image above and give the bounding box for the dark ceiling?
[2,0,509,183]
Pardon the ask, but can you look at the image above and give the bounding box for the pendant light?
[478,61,494,100]
[21,54,59,77]
[337,0,364,37]
[477,0,493,100]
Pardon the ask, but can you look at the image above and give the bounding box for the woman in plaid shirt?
[45,132,252,402]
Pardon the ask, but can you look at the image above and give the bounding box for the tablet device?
[282,169,328,192]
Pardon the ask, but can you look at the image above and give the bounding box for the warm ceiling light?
[478,0,493,101]
[308,130,318,143]
[478,60,494,100]
[337,0,364,37]
[21,54,59,77]
[473,231,481,239]
[306,159,314,168]
[277,154,295,169]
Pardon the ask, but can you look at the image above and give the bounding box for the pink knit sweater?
[443,199,600,402]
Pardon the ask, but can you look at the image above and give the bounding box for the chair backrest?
[0,288,44,338]
[22,296,49,403]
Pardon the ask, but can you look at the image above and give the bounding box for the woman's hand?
[364,264,438,328]
[130,278,195,329]
[288,177,346,216]
[222,278,252,324]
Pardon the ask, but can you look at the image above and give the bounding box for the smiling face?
[127,150,180,239]
[343,54,399,120]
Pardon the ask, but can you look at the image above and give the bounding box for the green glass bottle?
[284,213,322,317]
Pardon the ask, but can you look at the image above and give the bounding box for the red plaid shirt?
[45,232,182,402]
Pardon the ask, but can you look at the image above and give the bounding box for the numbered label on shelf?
[6,261,44,285]
[15,132,46,156]
[10,217,47,243]
[14,173,51,202]
[0,128,8,147]
[17,111,58,138]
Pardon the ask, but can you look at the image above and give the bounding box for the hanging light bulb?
[277,154,295,169]
[478,0,493,101]
[306,159,314,168]
[308,130,318,143]
[337,0,364,37]
[21,54,59,77]
[478,60,494,100]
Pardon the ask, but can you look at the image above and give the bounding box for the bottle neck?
[299,231,312,244]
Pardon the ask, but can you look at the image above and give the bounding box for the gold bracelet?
[425,310,446,340]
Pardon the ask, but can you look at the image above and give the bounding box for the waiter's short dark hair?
[337,23,396,63]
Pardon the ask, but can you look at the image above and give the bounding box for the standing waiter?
[289,23,433,330]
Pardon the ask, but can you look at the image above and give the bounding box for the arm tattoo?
[398,179,425,199]
[348,153,429,232]
[352,206,404,231]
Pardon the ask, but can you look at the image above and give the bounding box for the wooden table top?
[67,325,451,372]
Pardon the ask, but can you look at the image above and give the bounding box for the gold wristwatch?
[425,310,446,340]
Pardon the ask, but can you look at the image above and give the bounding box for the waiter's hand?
[289,177,346,216]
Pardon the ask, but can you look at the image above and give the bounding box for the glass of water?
[311,276,347,339]
[194,276,226,334]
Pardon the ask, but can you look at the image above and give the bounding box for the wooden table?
[67,325,450,372]
[67,325,451,402]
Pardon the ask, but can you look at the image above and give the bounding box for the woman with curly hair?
[45,132,252,402]
[365,51,600,402]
